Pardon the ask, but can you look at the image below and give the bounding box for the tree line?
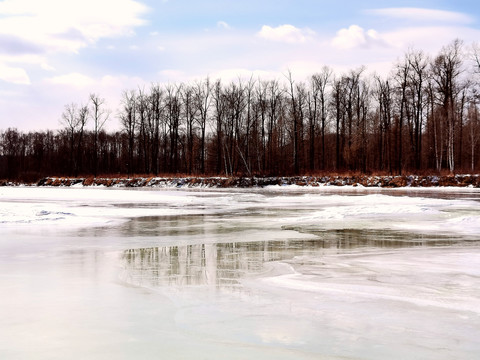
[2,39,480,180]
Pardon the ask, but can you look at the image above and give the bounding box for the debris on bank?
[28,174,480,188]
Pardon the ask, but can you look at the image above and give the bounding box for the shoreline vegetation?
[2,40,480,181]
[2,174,480,188]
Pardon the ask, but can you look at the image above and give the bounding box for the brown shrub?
[438,176,456,187]
[83,177,94,186]
[390,176,407,187]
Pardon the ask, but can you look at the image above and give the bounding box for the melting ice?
[0,186,479,359]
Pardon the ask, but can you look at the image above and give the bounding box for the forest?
[1,39,480,181]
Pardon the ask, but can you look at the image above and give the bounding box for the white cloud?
[382,26,480,53]
[332,25,386,49]
[0,63,30,84]
[98,74,145,89]
[0,0,149,56]
[209,68,278,83]
[257,24,313,44]
[41,62,55,71]
[0,53,46,66]
[368,8,473,24]
[0,0,148,97]
[217,21,231,30]
[48,72,94,88]
[159,69,187,81]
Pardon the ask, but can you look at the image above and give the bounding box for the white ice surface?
[2,186,480,236]
[1,186,480,359]
[0,187,211,228]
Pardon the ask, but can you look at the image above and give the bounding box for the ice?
[0,187,243,230]
[1,186,480,359]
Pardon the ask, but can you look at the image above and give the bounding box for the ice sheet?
[2,186,480,237]
[1,186,480,359]
[0,187,250,230]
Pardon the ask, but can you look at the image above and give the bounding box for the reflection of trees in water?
[119,215,208,237]
[122,240,317,288]
[283,228,459,249]
[121,230,458,289]
[122,245,217,287]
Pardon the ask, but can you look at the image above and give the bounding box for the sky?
[1,0,480,131]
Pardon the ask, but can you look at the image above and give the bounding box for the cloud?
[217,21,231,30]
[159,69,187,82]
[41,62,55,71]
[368,8,473,24]
[332,25,386,49]
[382,26,480,53]
[0,34,44,55]
[0,63,30,84]
[209,68,278,82]
[0,0,149,56]
[257,24,313,44]
[0,0,148,87]
[48,72,95,88]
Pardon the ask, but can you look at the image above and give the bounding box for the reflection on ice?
[119,235,480,360]
[120,230,462,289]
[122,242,291,288]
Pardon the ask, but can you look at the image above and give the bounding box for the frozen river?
[1,186,480,359]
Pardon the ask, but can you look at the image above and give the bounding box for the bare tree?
[255,80,268,173]
[182,84,198,174]
[285,70,302,174]
[473,42,480,74]
[89,93,110,177]
[311,66,332,170]
[373,75,394,172]
[194,77,212,174]
[241,76,256,176]
[212,80,227,174]
[165,84,182,173]
[406,50,429,170]
[265,80,282,173]
[76,104,89,176]
[149,84,165,175]
[61,102,88,176]
[119,90,137,176]
[467,92,480,171]
[394,57,411,175]
[136,87,151,173]
[0,128,21,178]
[431,39,464,172]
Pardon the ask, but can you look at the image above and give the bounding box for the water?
[1,186,479,359]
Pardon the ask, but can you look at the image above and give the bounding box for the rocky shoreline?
[1,174,477,188]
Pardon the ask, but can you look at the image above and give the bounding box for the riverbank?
[1,174,478,188]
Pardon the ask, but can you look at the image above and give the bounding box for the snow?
[1,186,480,359]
